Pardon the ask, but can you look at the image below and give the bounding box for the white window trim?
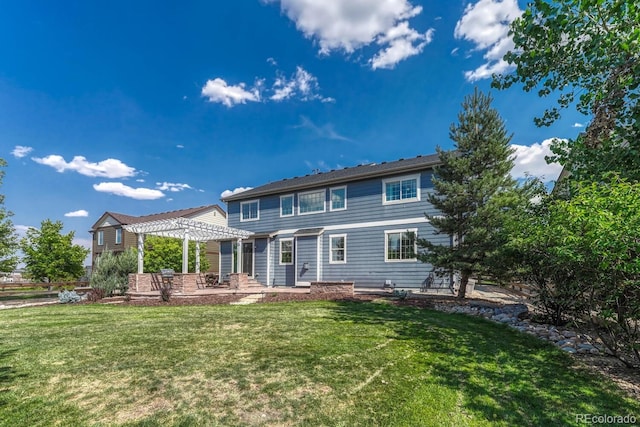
[97,230,104,246]
[279,238,294,265]
[280,194,294,218]
[384,228,418,263]
[330,186,347,212]
[115,228,122,245]
[329,234,347,264]
[240,200,260,222]
[298,189,326,215]
[382,174,421,205]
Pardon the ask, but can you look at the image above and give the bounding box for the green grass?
[0,300,637,426]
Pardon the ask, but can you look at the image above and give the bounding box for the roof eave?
[221,160,440,203]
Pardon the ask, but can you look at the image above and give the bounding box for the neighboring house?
[90,205,227,273]
[220,154,451,289]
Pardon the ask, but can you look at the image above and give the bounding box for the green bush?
[90,248,137,297]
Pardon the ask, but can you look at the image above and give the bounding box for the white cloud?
[14,224,33,238]
[155,182,193,192]
[370,24,434,70]
[32,155,136,178]
[573,122,585,128]
[64,210,89,218]
[267,57,278,66]
[510,138,564,182]
[205,66,333,107]
[454,0,522,81]
[265,0,433,69]
[11,145,33,158]
[176,144,184,149]
[93,182,165,200]
[271,67,333,102]
[220,187,253,198]
[201,78,261,107]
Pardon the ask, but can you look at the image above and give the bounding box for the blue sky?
[1,0,587,260]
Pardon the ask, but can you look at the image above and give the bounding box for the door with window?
[242,241,254,277]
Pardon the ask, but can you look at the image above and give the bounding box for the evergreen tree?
[418,89,517,298]
[0,159,19,273]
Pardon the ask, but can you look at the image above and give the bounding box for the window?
[280,195,294,217]
[383,174,420,204]
[298,189,325,214]
[97,231,104,246]
[385,229,417,262]
[240,200,259,221]
[330,234,346,264]
[280,238,293,265]
[330,186,347,211]
[115,228,122,245]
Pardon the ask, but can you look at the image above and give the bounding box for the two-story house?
[220,154,451,289]
[90,205,227,273]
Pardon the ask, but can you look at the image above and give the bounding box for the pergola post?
[182,230,189,274]
[195,241,201,273]
[137,234,144,274]
[237,238,243,274]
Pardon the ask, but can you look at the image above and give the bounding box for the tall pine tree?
[419,88,516,298]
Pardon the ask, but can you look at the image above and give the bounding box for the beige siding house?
[90,205,227,273]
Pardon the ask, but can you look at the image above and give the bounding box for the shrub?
[90,248,137,297]
[58,289,82,303]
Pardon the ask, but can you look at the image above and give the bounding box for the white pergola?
[123,217,252,274]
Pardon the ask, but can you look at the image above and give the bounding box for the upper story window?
[383,174,420,205]
[97,230,104,246]
[330,186,347,211]
[115,228,122,245]
[298,189,326,215]
[329,234,347,264]
[385,229,417,262]
[240,200,259,222]
[280,238,293,265]
[280,194,294,217]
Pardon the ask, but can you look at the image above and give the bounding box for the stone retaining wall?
[127,273,199,293]
[310,281,354,295]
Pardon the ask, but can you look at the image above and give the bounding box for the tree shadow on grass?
[0,344,25,409]
[328,300,640,426]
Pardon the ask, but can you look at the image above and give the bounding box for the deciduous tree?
[0,159,18,272]
[143,236,210,273]
[20,219,89,282]
[493,0,640,181]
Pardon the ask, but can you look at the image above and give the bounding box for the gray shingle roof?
[91,205,226,230]
[222,153,441,202]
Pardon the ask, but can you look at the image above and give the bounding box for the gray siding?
[254,239,269,284]
[227,171,438,232]
[296,236,318,284]
[220,241,233,279]
[320,224,450,288]
[222,168,453,289]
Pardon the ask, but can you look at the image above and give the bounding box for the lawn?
[0,300,637,426]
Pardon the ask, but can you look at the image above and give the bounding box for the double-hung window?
[240,200,259,222]
[280,195,294,217]
[330,186,347,211]
[97,230,104,246]
[329,234,347,264]
[280,238,293,265]
[383,174,420,204]
[298,189,325,215]
[385,229,417,262]
[115,228,122,245]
